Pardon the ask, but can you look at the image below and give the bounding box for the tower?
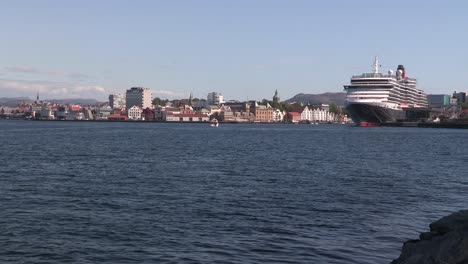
[273,90,280,103]
[188,92,193,106]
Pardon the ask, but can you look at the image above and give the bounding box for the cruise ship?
[343,57,428,126]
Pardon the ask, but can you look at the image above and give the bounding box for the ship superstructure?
[343,57,428,126]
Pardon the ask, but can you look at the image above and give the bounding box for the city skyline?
[1,0,467,101]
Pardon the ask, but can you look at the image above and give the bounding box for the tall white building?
[109,94,126,109]
[207,92,224,106]
[125,87,152,110]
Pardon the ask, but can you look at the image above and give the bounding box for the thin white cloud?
[2,66,64,75]
[152,89,186,99]
[0,79,108,99]
[1,66,94,81]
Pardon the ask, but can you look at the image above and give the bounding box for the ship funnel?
[397,65,406,78]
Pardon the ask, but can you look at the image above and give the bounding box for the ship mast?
[373,56,379,74]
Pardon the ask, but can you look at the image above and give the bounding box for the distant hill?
[47,98,103,105]
[0,97,104,106]
[0,96,31,102]
[0,97,31,107]
[285,92,346,106]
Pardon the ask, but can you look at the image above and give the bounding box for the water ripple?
[1,121,467,263]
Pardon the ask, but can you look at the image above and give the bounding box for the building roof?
[70,105,82,111]
[169,113,209,117]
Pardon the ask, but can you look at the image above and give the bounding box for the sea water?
[1,120,467,263]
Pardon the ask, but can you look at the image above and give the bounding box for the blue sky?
[0,0,467,101]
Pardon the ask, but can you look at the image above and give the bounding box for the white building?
[165,113,210,122]
[109,94,126,109]
[126,87,152,110]
[207,92,224,106]
[128,106,143,120]
[300,106,336,122]
[273,109,285,122]
[39,108,54,120]
[84,109,94,120]
[97,106,113,119]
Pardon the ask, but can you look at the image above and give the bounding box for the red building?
[107,114,128,121]
[142,107,155,121]
[288,112,301,123]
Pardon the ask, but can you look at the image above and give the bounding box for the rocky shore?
[392,210,468,264]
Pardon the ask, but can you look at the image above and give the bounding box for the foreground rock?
[391,210,468,264]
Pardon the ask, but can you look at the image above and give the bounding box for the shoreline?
[4,118,468,128]
[381,121,468,129]
[0,118,352,125]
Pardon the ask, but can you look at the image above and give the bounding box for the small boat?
[210,119,219,127]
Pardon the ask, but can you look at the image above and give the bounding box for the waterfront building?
[56,106,67,120]
[160,106,181,121]
[142,107,155,121]
[165,113,210,122]
[69,105,82,112]
[35,107,54,120]
[127,106,143,120]
[112,108,124,115]
[450,97,458,106]
[453,91,466,105]
[207,92,224,106]
[107,114,128,121]
[289,112,301,123]
[30,105,42,115]
[300,106,336,122]
[125,87,152,110]
[57,111,81,120]
[191,99,208,110]
[218,105,232,122]
[273,109,285,122]
[223,101,250,113]
[427,94,450,108]
[314,108,335,122]
[253,103,274,122]
[40,108,54,120]
[220,101,252,122]
[153,106,164,121]
[109,94,126,109]
[84,108,94,120]
[97,106,113,119]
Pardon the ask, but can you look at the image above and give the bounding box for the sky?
[0,0,467,101]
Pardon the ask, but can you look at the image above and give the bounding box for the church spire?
[273,89,280,103]
[188,92,193,106]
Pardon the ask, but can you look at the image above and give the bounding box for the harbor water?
[1,120,467,263]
